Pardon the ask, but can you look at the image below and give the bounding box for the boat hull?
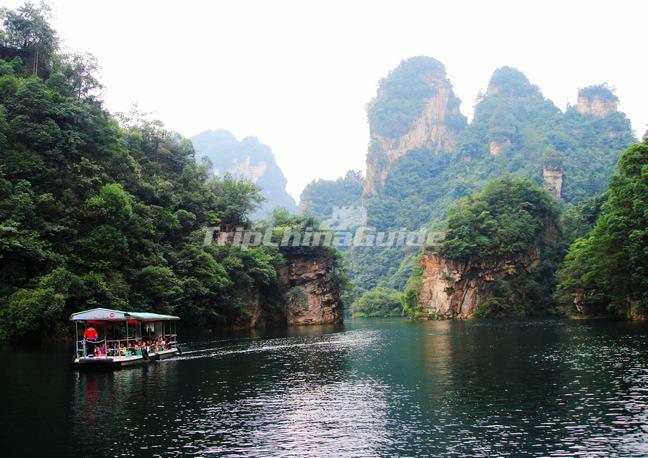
[72,347,179,370]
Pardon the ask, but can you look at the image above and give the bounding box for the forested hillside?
[0,3,345,341]
[555,140,648,319]
[348,59,636,299]
[299,170,363,221]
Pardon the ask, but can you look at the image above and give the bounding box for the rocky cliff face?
[418,224,559,318]
[363,57,466,194]
[232,254,344,329]
[576,87,618,118]
[489,138,511,156]
[279,256,344,325]
[543,165,563,199]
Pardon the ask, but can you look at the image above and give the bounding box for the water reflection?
[1,319,648,456]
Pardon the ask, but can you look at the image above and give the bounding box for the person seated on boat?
[119,343,126,357]
[97,344,107,358]
[158,336,166,350]
[127,341,136,357]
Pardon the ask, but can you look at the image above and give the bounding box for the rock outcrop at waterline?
[279,256,344,325]
[415,194,561,320]
[234,254,344,328]
[417,239,550,318]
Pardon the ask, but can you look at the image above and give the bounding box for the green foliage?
[352,65,635,293]
[300,170,363,220]
[486,67,542,98]
[287,286,308,307]
[401,253,424,316]
[209,174,264,230]
[351,287,403,317]
[561,193,608,243]
[555,141,648,318]
[578,84,618,102]
[85,183,133,223]
[443,177,559,261]
[0,4,348,341]
[0,1,58,77]
[367,56,455,138]
[438,177,561,317]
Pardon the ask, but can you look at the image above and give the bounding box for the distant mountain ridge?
[192,129,297,218]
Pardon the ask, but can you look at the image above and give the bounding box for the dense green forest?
[443,177,561,317]
[350,287,402,318]
[0,3,345,341]
[351,63,636,300]
[555,140,648,319]
[299,170,363,221]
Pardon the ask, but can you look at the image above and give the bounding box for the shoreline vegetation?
[1,4,646,345]
[0,3,347,343]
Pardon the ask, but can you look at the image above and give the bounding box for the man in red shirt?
[83,326,99,357]
[83,326,98,340]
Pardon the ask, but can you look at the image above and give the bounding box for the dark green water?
[1,318,648,457]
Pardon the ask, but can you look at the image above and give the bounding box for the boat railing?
[75,335,179,358]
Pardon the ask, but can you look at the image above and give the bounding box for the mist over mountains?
[192,129,297,219]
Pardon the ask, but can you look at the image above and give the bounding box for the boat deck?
[73,347,179,369]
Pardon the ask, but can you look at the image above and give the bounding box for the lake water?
[1,318,648,456]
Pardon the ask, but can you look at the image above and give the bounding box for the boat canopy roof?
[69,307,180,322]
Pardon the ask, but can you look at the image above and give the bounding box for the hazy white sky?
[3,0,647,199]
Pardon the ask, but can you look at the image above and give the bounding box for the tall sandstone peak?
[486,66,539,98]
[363,57,466,194]
[576,85,619,118]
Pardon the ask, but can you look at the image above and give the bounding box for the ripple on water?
[3,320,648,456]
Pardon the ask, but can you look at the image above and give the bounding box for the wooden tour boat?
[70,307,181,369]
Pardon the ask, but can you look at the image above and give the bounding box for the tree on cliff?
[443,177,560,262]
[408,177,562,317]
[555,140,648,318]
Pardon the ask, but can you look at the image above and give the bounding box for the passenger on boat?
[97,344,107,357]
[119,343,126,357]
[84,326,98,355]
[83,326,98,341]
